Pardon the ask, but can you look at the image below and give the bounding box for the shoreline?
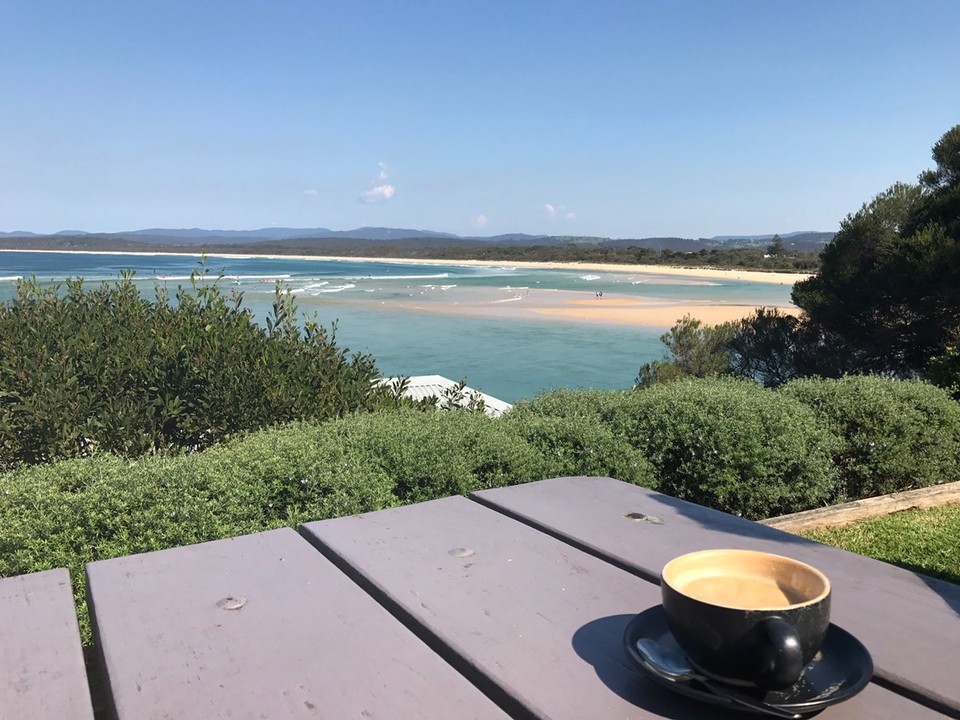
[0,248,812,286]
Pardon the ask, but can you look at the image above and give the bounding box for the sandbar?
[340,286,799,328]
[530,300,798,327]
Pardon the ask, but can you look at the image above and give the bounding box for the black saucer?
[623,606,873,716]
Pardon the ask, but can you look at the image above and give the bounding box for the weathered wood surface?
[762,480,960,532]
[301,495,945,719]
[86,527,508,720]
[472,476,960,717]
[0,568,94,720]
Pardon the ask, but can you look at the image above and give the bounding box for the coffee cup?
[661,549,831,690]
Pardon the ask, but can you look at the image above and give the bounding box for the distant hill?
[127,227,330,240]
[710,231,833,243]
[107,226,459,245]
[467,233,551,243]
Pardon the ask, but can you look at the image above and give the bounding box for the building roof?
[375,375,512,418]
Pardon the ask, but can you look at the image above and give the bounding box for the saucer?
[623,606,873,716]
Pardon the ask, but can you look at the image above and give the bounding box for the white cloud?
[303,188,318,196]
[359,163,396,204]
[565,211,576,220]
[475,214,489,229]
[359,184,396,204]
[544,203,556,216]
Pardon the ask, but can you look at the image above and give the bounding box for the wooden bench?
[0,568,93,719]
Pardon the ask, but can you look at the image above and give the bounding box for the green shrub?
[326,409,552,503]
[635,315,735,387]
[781,376,960,500]
[194,421,398,526]
[0,270,383,470]
[503,414,656,487]
[607,378,837,519]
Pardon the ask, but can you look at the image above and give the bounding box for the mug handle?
[756,616,804,689]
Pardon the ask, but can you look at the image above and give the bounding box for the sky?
[2,1,958,239]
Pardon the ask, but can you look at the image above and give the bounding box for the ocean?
[0,251,796,402]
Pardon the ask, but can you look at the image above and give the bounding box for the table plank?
[301,496,945,719]
[86,527,509,720]
[472,476,960,718]
[0,568,94,720]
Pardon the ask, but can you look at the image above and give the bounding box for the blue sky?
[2,1,958,238]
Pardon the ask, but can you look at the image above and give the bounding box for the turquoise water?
[0,251,796,402]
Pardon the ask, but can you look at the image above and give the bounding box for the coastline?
[0,248,812,286]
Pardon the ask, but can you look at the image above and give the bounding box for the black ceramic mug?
[661,549,831,690]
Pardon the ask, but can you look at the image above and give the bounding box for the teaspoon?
[636,637,803,719]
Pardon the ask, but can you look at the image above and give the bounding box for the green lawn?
[802,503,960,586]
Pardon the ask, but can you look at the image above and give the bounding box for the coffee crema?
[661,548,830,610]
[675,574,805,609]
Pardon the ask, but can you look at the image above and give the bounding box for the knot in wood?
[625,512,663,525]
[217,596,247,611]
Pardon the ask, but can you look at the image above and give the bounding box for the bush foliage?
[322,409,552,503]
[606,379,838,519]
[635,315,735,387]
[503,413,656,487]
[0,270,382,470]
[782,376,960,500]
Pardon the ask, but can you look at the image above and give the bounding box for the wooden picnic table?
[8,476,959,718]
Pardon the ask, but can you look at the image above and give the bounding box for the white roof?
[375,375,512,418]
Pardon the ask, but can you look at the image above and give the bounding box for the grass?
[802,503,960,585]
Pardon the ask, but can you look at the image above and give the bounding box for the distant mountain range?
[0,227,834,253]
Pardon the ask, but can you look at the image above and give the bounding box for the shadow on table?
[911,570,960,617]
[571,613,746,720]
